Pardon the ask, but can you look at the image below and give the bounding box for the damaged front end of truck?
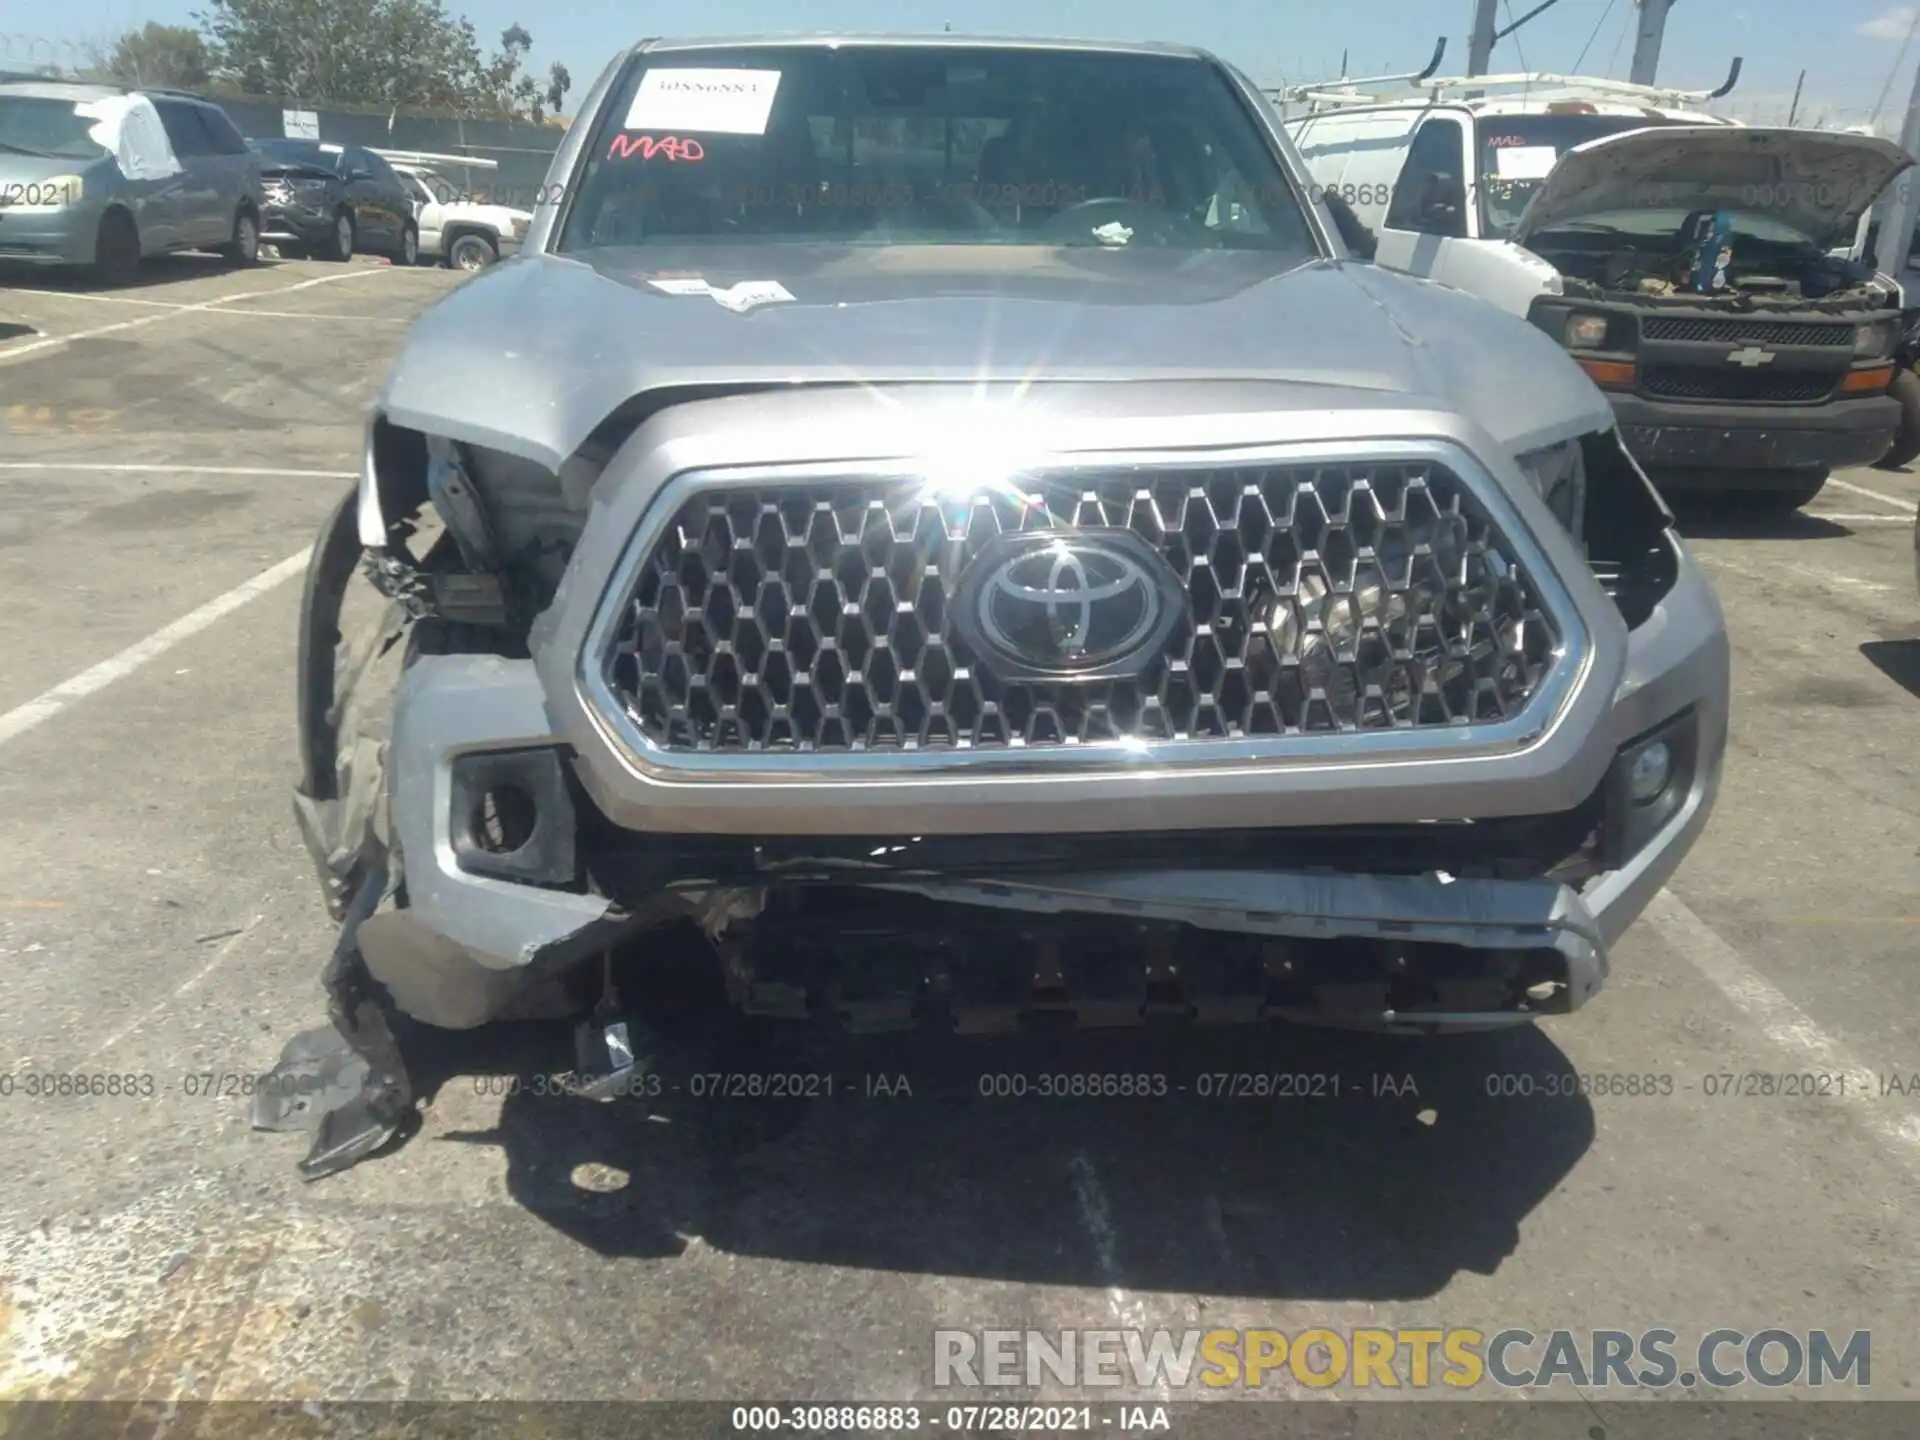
[264,369,1724,1181]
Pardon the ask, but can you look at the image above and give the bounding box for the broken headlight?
[1853,320,1899,359]
[1514,437,1587,546]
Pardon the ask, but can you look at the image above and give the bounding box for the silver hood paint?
[1512,125,1915,249]
[376,244,1612,473]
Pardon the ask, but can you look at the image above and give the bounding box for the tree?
[90,22,211,88]
[193,0,565,118]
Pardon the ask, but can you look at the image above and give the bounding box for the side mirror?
[1322,191,1377,260]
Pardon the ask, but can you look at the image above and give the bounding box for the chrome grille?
[602,462,1561,754]
[1640,317,1855,347]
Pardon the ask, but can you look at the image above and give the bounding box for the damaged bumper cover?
[360,557,1722,1033]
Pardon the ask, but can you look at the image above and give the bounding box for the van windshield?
[556,45,1316,255]
[1477,114,1686,237]
[0,95,109,161]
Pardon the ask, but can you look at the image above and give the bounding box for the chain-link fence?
[218,96,567,200]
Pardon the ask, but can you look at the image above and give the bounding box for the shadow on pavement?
[1666,492,1856,542]
[421,1002,1593,1301]
[1861,638,1920,700]
[0,252,260,294]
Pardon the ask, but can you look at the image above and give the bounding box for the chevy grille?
[602,462,1561,754]
[1640,317,1855,347]
[1641,365,1835,404]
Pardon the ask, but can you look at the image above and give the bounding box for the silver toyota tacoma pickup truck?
[264,35,1729,1177]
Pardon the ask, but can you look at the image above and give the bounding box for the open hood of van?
[1511,125,1913,249]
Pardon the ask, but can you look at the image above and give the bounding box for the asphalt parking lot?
[0,253,1917,1423]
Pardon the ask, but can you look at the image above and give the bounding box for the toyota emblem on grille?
[952,530,1187,681]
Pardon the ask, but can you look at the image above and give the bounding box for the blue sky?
[8,0,1918,130]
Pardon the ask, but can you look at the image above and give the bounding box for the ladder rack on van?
[1269,37,1446,116]
[1414,58,1744,108]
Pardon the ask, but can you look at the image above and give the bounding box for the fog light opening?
[1627,740,1673,805]
[472,783,538,855]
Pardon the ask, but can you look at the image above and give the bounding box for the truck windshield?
[555,45,1316,255]
[0,95,109,161]
[1478,113,1687,237]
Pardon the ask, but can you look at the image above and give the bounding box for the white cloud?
[1859,5,1920,39]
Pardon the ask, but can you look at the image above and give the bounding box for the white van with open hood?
[1287,77,1915,508]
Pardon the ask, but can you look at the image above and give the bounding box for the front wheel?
[397,221,419,267]
[221,207,260,266]
[1873,368,1920,471]
[447,232,498,272]
[321,210,355,262]
[89,208,141,286]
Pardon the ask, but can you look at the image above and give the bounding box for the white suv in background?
[385,157,531,270]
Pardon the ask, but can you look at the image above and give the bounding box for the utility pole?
[1630,0,1676,86]
[1787,69,1805,126]
[1880,52,1920,277]
[1467,0,1499,76]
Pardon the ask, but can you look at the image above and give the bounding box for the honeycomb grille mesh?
[602,462,1560,754]
[1639,316,1854,347]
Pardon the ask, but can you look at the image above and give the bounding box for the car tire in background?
[446,232,499,272]
[322,211,356,262]
[399,222,420,267]
[1872,368,1920,472]
[221,207,260,267]
[90,208,141,286]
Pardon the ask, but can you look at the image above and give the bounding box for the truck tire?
[1872,368,1920,471]
[447,231,498,272]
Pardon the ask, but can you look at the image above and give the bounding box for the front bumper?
[0,204,99,266]
[1611,391,1900,476]
[342,400,1730,1032]
[260,202,336,247]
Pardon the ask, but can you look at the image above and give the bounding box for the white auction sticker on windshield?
[1494,145,1560,180]
[624,68,782,135]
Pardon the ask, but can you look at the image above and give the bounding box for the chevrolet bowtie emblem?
[1727,346,1775,367]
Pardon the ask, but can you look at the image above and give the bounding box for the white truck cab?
[372,148,531,271]
[1281,71,1915,506]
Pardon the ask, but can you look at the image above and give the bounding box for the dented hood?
[379,244,1612,472]
[1512,125,1914,249]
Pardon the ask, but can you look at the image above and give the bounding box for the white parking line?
[1806,513,1915,524]
[199,308,408,322]
[0,268,391,367]
[1647,890,1920,1170]
[0,463,355,478]
[0,551,307,750]
[0,289,187,308]
[1067,1152,1171,1402]
[1825,476,1918,514]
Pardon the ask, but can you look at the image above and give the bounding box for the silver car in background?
[0,80,263,282]
[271,35,1729,1179]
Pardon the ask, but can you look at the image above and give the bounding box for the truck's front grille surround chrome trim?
[576,439,1593,781]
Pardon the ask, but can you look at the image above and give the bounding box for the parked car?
[1287,83,1914,510]
[250,138,418,264]
[266,34,1728,1179]
[0,80,263,282]
[388,160,530,270]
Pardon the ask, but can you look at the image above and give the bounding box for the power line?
[1573,0,1619,73]
[1868,5,1920,128]
[1603,2,1631,77]
[1503,0,1528,72]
